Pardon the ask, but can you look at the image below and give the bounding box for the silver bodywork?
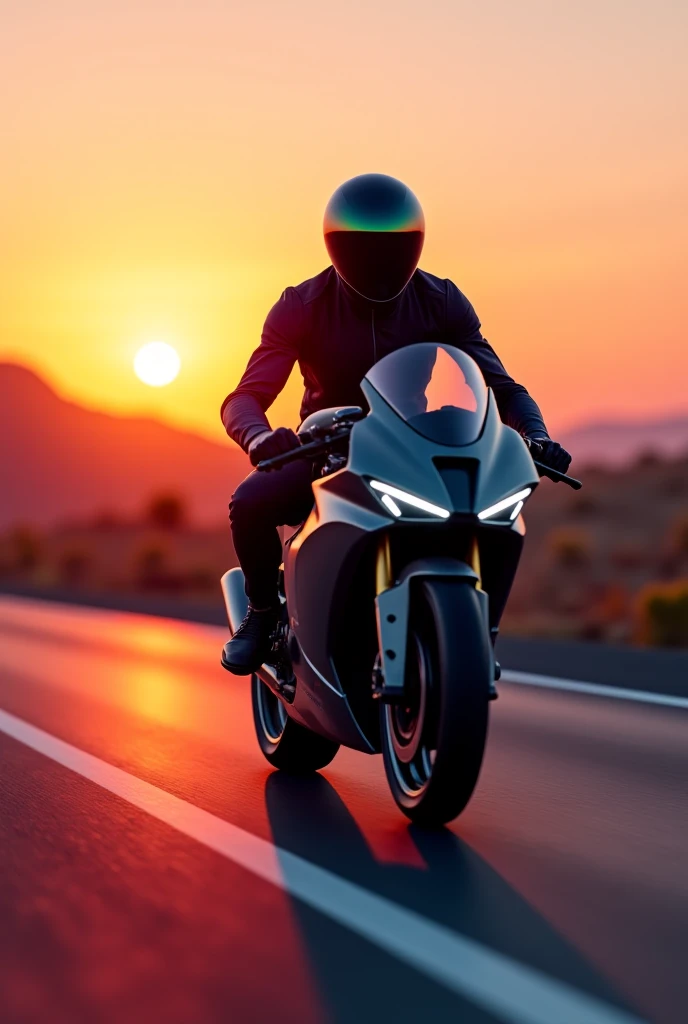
[222,345,540,754]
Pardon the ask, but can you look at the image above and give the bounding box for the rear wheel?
[251,675,339,773]
[381,579,490,825]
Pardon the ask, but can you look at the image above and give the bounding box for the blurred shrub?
[58,547,92,587]
[91,508,124,530]
[133,541,188,593]
[134,542,169,589]
[186,565,216,592]
[670,515,688,557]
[596,583,630,623]
[581,584,632,642]
[547,527,592,568]
[609,543,646,571]
[634,449,662,469]
[659,471,687,497]
[145,492,187,530]
[635,580,688,648]
[568,494,599,519]
[9,525,42,572]
[654,515,688,580]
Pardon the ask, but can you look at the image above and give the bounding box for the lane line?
[0,708,644,1024]
[501,670,688,710]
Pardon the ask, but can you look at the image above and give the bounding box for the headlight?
[477,487,532,522]
[370,480,450,519]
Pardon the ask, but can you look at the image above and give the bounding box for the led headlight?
[370,480,450,519]
[477,487,532,522]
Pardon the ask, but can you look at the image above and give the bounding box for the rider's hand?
[526,437,572,474]
[248,427,301,467]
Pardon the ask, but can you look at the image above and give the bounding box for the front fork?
[375,533,394,596]
[375,532,484,596]
[373,532,497,701]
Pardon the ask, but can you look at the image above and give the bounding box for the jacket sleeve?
[220,288,304,452]
[445,281,549,439]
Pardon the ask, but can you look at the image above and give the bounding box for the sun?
[134,342,181,387]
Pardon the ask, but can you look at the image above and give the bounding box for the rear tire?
[251,675,339,774]
[381,579,490,825]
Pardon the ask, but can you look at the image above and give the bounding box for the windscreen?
[365,344,488,445]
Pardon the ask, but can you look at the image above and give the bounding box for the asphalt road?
[0,597,685,1024]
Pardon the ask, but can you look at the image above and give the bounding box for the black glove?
[526,437,572,474]
[248,427,301,467]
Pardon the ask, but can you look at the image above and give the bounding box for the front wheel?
[251,675,339,774]
[381,579,490,825]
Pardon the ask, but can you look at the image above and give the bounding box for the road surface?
[0,596,685,1024]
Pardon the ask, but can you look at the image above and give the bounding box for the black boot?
[221,605,278,676]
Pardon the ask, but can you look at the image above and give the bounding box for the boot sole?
[220,654,257,676]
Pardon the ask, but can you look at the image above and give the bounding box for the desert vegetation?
[0,491,236,604]
[2,453,687,648]
[503,451,688,646]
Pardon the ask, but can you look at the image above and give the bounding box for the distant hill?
[1,363,249,528]
[3,361,687,529]
[561,414,688,467]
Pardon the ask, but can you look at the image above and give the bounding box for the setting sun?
[133,342,181,388]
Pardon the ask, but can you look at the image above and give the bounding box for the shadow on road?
[264,771,636,1024]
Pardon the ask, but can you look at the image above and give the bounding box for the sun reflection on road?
[121,621,206,660]
[127,664,183,722]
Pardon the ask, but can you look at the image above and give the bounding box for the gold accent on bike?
[376,534,393,595]
[470,536,483,590]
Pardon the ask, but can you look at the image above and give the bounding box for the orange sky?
[2,0,686,446]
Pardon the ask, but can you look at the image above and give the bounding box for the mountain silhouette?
[1,363,249,528]
[3,361,687,530]
[561,413,688,466]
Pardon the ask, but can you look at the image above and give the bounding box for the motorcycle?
[221,342,581,824]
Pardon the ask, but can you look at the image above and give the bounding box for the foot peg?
[490,660,501,700]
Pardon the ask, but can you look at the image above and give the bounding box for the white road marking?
[0,708,645,1024]
[501,670,688,709]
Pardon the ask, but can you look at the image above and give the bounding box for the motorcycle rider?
[221,173,571,674]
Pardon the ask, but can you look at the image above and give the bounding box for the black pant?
[229,460,315,607]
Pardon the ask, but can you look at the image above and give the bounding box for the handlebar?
[257,426,583,490]
[532,460,582,489]
[256,426,353,472]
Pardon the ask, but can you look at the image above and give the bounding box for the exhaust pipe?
[220,568,249,635]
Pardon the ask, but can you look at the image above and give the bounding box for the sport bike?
[221,342,581,824]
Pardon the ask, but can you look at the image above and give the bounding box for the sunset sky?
[2,0,686,446]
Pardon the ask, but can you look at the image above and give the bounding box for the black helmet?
[324,173,425,302]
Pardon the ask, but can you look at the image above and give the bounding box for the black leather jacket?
[221,267,549,452]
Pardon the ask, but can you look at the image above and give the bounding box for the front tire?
[251,675,339,774]
[381,579,490,825]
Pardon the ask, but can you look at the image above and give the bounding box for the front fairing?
[283,373,538,751]
[347,378,539,520]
